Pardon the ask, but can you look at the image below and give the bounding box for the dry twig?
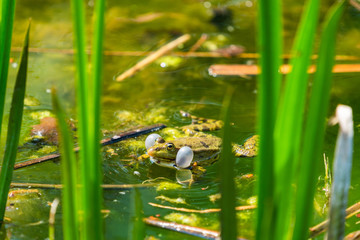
[208,64,360,76]
[116,34,191,81]
[144,216,248,240]
[309,201,360,238]
[10,182,155,189]
[13,123,166,170]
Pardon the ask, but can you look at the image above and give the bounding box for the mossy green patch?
[164,213,200,226]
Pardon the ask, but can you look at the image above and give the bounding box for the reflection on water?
[3,0,360,238]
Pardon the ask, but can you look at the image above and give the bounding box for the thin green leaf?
[255,0,282,238]
[219,87,237,240]
[52,90,79,240]
[70,0,104,238]
[130,189,145,240]
[0,0,16,138]
[293,1,345,239]
[273,0,320,238]
[0,22,30,221]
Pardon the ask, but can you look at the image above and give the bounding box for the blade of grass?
[69,0,90,235]
[52,90,79,240]
[327,105,353,240]
[130,189,145,240]
[293,2,345,239]
[255,0,282,238]
[0,22,30,221]
[219,87,237,240]
[273,0,320,238]
[70,0,105,238]
[0,0,16,138]
[85,0,106,238]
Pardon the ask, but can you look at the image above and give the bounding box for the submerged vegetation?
[0,0,360,239]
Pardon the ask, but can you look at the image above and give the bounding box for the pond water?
[2,0,360,239]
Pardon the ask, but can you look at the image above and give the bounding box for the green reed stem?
[52,90,79,240]
[219,87,237,240]
[256,0,282,239]
[130,189,145,240]
[70,0,104,238]
[0,23,29,222]
[0,0,16,139]
[293,2,345,239]
[273,0,320,238]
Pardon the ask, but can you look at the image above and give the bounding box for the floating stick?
[116,34,191,81]
[13,123,166,169]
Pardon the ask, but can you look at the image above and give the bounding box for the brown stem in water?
[187,34,208,53]
[309,201,360,238]
[11,47,359,60]
[116,34,191,81]
[10,182,155,189]
[144,217,248,240]
[148,202,256,213]
[13,123,166,170]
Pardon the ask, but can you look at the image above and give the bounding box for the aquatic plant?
[52,90,79,240]
[256,0,345,239]
[0,0,16,138]
[0,23,30,222]
[51,0,106,239]
[219,87,237,239]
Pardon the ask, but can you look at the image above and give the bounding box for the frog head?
[147,137,179,161]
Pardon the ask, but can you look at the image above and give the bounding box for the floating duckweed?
[145,107,168,124]
[236,210,254,221]
[119,139,146,152]
[202,40,218,51]
[209,193,221,203]
[156,181,182,192]
[36,145,58,155]
[159,128,185,140]
[30,111,53,120]
[155,56,183,69]
[24,95,41,106]
[155,195,187,205]
[115,110,138,123]
[246,196,257,205]
[164,213,200,226]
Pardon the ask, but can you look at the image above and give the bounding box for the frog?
[144,111,259,170]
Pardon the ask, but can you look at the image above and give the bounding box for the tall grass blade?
[0,0,16,138]
[273,0,320,238]
[69,0,89,235]
[255,0,282,238]
[326,105,353,240]
[293,2,345,239]
[52,90,79,240]
[70,0,105,238]
[130,189,145,240]
[219,87,237,240]
[0,23,30,221]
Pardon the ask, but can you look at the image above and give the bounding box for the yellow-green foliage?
[156,181,182,192]
[164,213,200,226]
[155,195,187,205]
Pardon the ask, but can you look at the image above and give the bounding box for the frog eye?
[175,146,193,169]
[145,133,161,150]
[166,143,175,151]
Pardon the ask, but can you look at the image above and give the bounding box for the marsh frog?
[145,111,259,169]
